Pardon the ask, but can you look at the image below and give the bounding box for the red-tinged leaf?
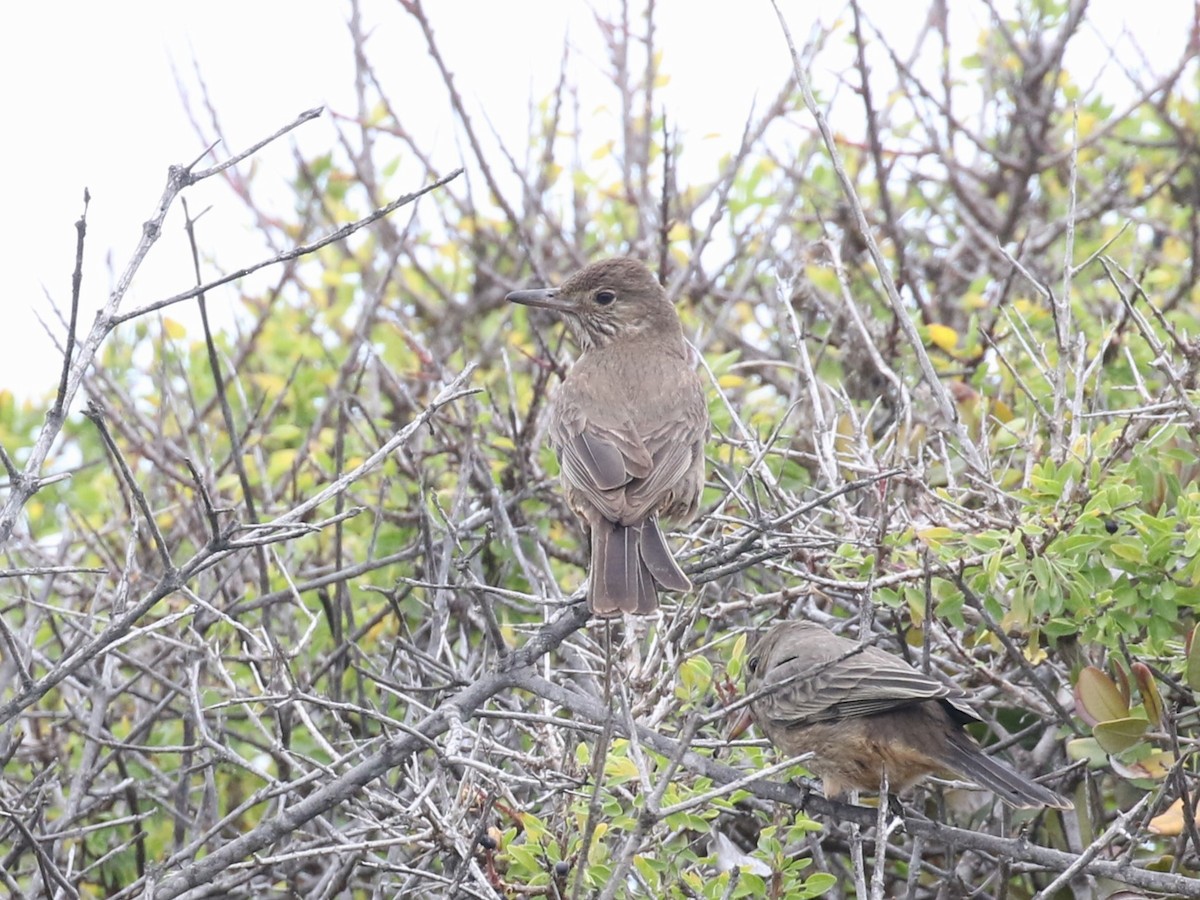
[1111,749,1174,782]
[1132,662,1164,727]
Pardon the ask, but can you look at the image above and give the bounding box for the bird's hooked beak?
[506,287,573,313]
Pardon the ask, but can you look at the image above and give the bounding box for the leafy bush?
[2,2,1199,897]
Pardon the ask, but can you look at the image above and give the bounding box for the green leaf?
[506,844,540,872]
[1043,617,1078,638]
[1065,736,1107,767]
[802,872,839,896]
[1187,627,1200,691]
[1093,717,1149,754]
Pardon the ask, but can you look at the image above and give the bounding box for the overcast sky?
[1,1,1193,405]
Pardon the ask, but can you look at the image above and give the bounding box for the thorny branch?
[3,2,1200,898]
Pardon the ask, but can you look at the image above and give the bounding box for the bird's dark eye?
[594,289,616,306]
[747,656,759,675]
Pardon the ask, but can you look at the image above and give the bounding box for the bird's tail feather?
[589,521,654,615]
[640,516,692,592]
[588,517,689,616]
[941,733,1072,809]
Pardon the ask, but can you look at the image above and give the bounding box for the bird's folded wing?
[760,652,960,726]
[568,431,632,490]
[552,411,655,522]
[621,436,700,523]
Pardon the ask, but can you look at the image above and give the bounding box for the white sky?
[0,1,1193,405]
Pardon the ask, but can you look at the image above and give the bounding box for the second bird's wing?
[759,639,964,727]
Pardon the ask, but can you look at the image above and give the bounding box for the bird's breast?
[572,342,701,421]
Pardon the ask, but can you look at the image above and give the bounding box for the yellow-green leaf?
[1187,626,1200,691]
[728,632,747,681]
[1074,666,1128,725]
[604,755,639,780]
[916,527,957,549]
[267,448,299,481]
[269,424,304,445]
[678,656,713,694]
[1109,541,1145,563]
[587,823,609,865]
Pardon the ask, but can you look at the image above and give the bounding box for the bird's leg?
[878,771,906,829]
[785,775,814,808]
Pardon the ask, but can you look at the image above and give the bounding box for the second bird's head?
[506,257,681,351]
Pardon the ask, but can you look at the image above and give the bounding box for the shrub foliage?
[2,2,1200,897]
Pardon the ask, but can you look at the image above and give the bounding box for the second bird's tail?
[940,732,1073,809]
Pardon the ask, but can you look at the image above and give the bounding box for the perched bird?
[744,620,1072,809]
[506,257,708,616]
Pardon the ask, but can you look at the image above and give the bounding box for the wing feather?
[758,636,970,727]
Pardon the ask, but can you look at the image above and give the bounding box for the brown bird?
[744,620,1072,809]
[506,257,708,616]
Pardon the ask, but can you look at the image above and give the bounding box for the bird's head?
[506,257,681,350]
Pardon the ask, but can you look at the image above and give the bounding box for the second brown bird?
[745,620,1072,809]
[507,258,708,616]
